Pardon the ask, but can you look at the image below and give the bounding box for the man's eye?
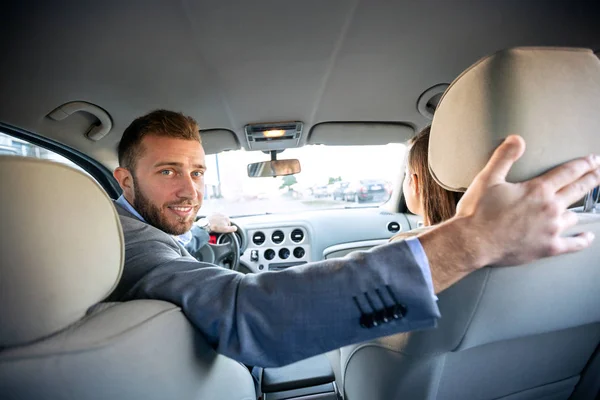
[192,171,204,177]
[160,170,173,176]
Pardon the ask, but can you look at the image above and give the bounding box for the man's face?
[126,135,206,235]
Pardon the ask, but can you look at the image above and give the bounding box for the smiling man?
[114,133,204,234]
[110,109,600,368]
[113,113,234,255]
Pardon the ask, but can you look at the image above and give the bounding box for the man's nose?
[176,174,197,199]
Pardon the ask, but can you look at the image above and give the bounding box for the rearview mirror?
[247,159,301,178]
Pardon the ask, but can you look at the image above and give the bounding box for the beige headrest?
[0,156,123,347]
[429,47,600,191]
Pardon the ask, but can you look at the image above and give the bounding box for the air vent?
[272,230,285,244]
[291,229,304,243]
[252,231,266,246]
[387,222,401,233]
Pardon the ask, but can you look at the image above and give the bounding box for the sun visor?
[200,129,241,155]
[307,122,414,146]
[429,47,600,191]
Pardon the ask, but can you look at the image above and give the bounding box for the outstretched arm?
[116,224,440,368]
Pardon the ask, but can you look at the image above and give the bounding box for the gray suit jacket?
[184,225,210,256]
[109,203,441,367]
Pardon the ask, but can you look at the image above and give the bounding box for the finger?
[555,167,600,207]
[560,210,579,230]
[477,135,525,185]
[551,232,595,256]
[215,225,237,233]
[532,154,600,193]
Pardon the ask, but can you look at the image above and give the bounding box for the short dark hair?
[117,109,201,170]
[407,126,462,225]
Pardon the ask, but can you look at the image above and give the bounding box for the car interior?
[1,1,599,400]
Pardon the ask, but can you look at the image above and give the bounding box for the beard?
[132,178,199,235]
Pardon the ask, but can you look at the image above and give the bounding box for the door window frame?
[0,122,121,198]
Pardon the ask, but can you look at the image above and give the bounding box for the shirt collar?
[115,195,145,222]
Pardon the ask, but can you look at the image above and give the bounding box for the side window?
[0,131,97,181]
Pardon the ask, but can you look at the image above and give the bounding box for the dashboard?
[228,207,419,273]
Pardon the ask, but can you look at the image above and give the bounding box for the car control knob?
[293,247,305,258]
[278,248,290,260]
[264,249,276,260]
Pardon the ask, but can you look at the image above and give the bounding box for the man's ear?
[114,167,134,198]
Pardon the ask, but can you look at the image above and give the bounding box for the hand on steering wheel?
[208,232,241,271]
[207,213,238,234]
[190,220,243,270]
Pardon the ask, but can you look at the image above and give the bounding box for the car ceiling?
[0,0,599,169]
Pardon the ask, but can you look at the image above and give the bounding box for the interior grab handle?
[47,101,113,141]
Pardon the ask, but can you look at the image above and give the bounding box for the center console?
[259,354,340,400]
[241,226,312,273]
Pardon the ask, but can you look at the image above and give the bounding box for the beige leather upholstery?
[0,156,256,400]
[429,47,600,191]
[0,157,123,346]
[341,47,600,400]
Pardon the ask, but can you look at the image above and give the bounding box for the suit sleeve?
[183,225,210,256]
[112,220,440,367]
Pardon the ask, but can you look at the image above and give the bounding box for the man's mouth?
[167,205,198,218]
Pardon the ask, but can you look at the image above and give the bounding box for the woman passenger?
[401,126,463,229]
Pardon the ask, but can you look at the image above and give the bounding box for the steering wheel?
[196,232,241,271]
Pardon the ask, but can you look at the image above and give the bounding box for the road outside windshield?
[202,144,406,217]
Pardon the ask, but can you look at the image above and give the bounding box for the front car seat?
[0,156,256,400]
[341,47,600,400]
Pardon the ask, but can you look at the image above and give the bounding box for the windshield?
[202,144,405,217]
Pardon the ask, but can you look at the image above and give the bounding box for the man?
[109,109,600,368]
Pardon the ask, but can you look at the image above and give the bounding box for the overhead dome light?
[263,129,285,138]
[245,121,303,151]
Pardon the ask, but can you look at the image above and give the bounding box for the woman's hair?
[407,126,463,225]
